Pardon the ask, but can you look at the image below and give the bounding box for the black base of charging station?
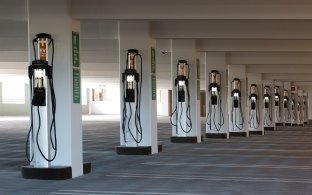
[285,123,292,126]
[292,124,298,126]
[205,133,228,139]
[275,123,284,126]
[171,136,202,143]
[21,162,91,180]
[116,145,162,155]
[299,124,304,126]
[264,127,275,131]
[249,131,264,135]
[83,162,92,174]
[229,132,248,137]
[304,122,308,125]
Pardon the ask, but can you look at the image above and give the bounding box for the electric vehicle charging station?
[120,49,143,147]
[298,90,304,126]
[303,92,308,125]
[283,82,291,126]
[205,70,226,138]
[170,60,194,142]
[25,33,57,168]
[205,52,229,139]
[298,95,303,126]
[283,89,291,126]
[228,77,247,137]
[274,85,283,126]
[248,83,263,135]
[290,84,298,126]
[117,47,160,154]
[291,92,297,125]
[263,85,273,130]
[22,33,78,180]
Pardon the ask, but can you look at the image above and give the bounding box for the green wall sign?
[72,32,80,68]
[73,69,81,104]
[151,47,156,100]
[151,47,156,74]
[196,59,200,100]
[72,31,81,104]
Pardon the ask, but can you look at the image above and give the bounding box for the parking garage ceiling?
[1,0,312,89]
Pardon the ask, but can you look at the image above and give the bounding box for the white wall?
[89,84,120,115]
[0,82,29,116]
[157,89,169,116]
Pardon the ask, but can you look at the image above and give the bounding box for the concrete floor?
[1,115,312,194]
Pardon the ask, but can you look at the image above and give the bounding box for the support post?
[228,65,248,137]
[22,0,90,180]
[263,80,275,131]
[247,73,264,135]
[117,21,160,155]
[170,40,201,143]
[205,52,229,139]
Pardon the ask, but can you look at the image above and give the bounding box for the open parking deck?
[1,116,312,194]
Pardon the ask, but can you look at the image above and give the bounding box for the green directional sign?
[151,47,156,74]
[73,69,81,104]
[72,31,80,68]
[196,59,200,100]
[152,75,157,100]
[72,31,81,104]
[151,47,157,100]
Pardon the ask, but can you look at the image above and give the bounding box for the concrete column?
[170,40,201,143]
[23,0,86,179]
[228,65,248,137]
[0,82,2,114]
[283,82,292,126]
[117,21,159,154]
[308,91,312,121]
[247,73,263,135]
[303,91,308,125]
[205,52,229,139]
[291,84,298,125]
[263,80,275,131]
[274,81,284,126]
[298,89,304,126]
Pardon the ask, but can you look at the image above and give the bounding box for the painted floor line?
[142,162,312,170]
[194,147,312,152]
[201,142,312,146]
[108,173,312,184]
[51,190,210,195]
[168,153,312,159]
[205,140,312,144]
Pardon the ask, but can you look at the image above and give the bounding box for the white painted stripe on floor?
[203,142,312,146]
[169,153,312,159]
[142,162,312,170]
[205,141,312,145]
[0,157,25,160]
[0,170,17,174]
[108,173,312,184]
[194,147,312,152]
[51,190,210,195]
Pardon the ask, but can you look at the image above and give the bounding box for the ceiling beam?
[229,52,312,65]
[0,1,27,21]
[152,20,312,39]
[247,64,312,74]
[197,39,312,52]
[71,0,312,20]
[262,73,312,81]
